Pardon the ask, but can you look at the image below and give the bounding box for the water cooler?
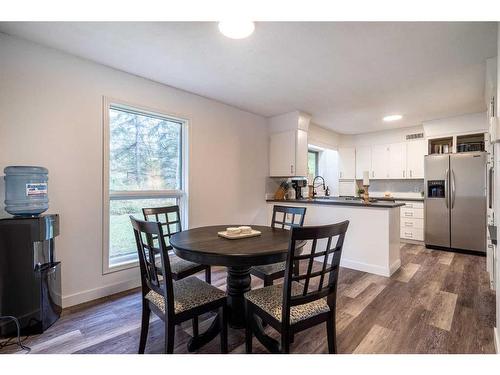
[0,214,61,337]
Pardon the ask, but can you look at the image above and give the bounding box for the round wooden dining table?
[170,224,297,351]
[170,225,294,327]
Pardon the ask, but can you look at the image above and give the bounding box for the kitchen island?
[266,198,404,276]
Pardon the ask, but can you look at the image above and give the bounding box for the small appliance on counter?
[291,178,308,199]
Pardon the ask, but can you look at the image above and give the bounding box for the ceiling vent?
[406,133,424,140]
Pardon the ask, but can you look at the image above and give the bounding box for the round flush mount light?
[383,114,403,122]
[218,21,255,39]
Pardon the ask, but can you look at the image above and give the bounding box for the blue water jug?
[4,166,49,216]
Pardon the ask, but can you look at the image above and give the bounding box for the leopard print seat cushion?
[155,255,203,275]
[252,262,286,276]
[145,276,225,315]
[245,282,330,324]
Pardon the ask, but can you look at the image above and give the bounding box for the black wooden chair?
[130,216,227,354]
[244,220,349,354]
[250,205,307,286]
[142,205,211,284]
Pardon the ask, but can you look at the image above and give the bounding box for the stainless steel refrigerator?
[424,152,487,254]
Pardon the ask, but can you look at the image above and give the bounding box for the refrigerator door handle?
[445,168,449,208]
[451,169,456,209]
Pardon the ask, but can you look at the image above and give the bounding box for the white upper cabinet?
[295,129,308,177]
[406,139,426,179]
[269,111,311,177]
[353,140,426,180]
[269,129,308,177]
[371,144,390,179]
[338,147,356,179]
[389,143,407,179]
[355,146,371,179]
[269,130,296,176]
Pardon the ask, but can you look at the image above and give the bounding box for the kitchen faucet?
[312,175,329,197]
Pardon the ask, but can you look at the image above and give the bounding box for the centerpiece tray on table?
[217,226,262,239]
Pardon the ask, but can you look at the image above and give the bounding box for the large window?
[308,150,319,183]
[103,101,187,272]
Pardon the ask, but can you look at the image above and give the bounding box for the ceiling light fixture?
[218,21,255,39]
[383,114,403,122]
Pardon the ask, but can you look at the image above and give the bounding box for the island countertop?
[266,197,405,208]
[264,198,402,277]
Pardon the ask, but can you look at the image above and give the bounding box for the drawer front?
[401,208,424,219]
[401,218,424,229]
[400,227,424,241]
[396,201,424,209]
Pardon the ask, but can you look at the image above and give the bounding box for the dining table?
[169,224,302,351]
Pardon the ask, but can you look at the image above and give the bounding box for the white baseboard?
[495,327,499,354]
[62,278,141,308]
[340,258,396,277]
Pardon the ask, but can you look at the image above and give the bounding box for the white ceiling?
[0,22,497,134]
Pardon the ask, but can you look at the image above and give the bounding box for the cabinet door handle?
[372,171,374,178]
[410,170,413,178]
[405,232,413,237]
[404,222,413,227]
[404,212,413,217]
[291,165,294,174]
[340,171,343,178]
[403,170,405,178]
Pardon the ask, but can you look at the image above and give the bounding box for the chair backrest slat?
[302,238,317,296]
[142,205,182,249]
[281,221,349,321]
[317,236,332,291]
[271,205,307,230]
[130,216,175,315]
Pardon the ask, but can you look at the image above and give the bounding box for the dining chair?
[244,220,349,354]
[250,205,307,286]
[130,216,228,354]
[142,205,212,284]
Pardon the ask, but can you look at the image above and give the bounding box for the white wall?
[308,123,340,149]
[339,125,424,147]
[0,34,269,307]
[308,123,340,195]
[312,148,339,196]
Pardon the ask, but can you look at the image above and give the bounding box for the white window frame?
[102,97,189,274]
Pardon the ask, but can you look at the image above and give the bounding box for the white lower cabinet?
[401,207,424,219]
[400,227,424,241]
[397,200,424,242]
[401,217,423,229]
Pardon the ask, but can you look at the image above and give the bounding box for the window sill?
[104,254,139,275]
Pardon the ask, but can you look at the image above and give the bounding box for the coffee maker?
[291,178,308,199]
[0,214,61,337]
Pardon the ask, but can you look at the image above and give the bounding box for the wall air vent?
[406,133,424,140]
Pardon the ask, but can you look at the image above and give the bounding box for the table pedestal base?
[226,266,251,328]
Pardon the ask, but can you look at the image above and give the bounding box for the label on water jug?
[26,183,48,196]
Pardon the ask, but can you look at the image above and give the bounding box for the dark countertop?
[375,196,424,202]
[266,198,405,209]
[488,225,497,245]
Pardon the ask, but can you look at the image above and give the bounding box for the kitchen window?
[308,150,319,182]
[103,100,188,273]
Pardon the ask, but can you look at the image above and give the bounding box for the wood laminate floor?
[1,244,496,354]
